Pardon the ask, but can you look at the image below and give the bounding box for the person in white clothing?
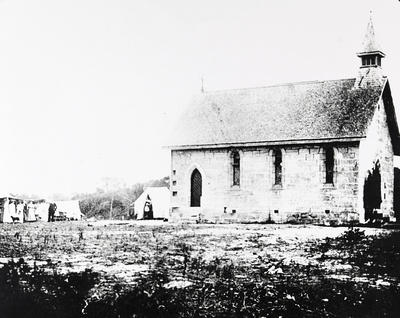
[16,201,24,223]
[8,200,17,222]
[27,201,37,222]
[2,198,12,223]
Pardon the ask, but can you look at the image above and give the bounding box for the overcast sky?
[0,0,399,197]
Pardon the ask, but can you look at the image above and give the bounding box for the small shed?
[134,187,170,220]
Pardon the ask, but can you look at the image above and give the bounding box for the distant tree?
[49,193,70,201]
[73,176,169,220]
[146,176,170,188]
[10,193,42,201]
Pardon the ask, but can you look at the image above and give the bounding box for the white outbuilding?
[134,187,170,220]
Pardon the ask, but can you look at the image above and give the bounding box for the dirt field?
[0,221,399,317]
[0,221,378,278]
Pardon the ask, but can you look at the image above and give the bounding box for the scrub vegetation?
[72,177,169,219]
[0,222,399,317]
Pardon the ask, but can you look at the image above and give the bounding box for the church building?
[168,18,400,224]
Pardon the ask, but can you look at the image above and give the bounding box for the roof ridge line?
[203,77,356,94]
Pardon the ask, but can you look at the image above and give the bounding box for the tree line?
[72,177,169,220]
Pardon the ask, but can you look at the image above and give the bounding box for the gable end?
[382,81,400,155]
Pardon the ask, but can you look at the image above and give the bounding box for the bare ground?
[0,221,393,286]
[0,221,399,317]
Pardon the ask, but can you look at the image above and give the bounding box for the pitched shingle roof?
[170,78,384,149]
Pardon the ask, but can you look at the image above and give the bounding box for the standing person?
[48,202,57,222]
[53,202,57,221]
[16,201,24,223]
[8,200,17,223]
[48,203,52,222]
[27,201,37,222]
[2,198,12,223]
[23,203,29,222]
[143,195,153,220]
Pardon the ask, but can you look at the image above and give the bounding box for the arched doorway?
[363,161,382,222]
[190,169,202,207]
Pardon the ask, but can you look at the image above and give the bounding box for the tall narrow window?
[232,151,240,186]
[273,149,282,185]
[190,169,202,207]
[325,147,334,184]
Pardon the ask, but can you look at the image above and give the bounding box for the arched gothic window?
[273,149,282,185]
[232,151,240,186]
[190,169,202,207]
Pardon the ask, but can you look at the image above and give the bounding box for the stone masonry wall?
[170,143,360,223]
[359,97,395,221]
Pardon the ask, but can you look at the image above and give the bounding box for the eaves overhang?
[167,136,364,151]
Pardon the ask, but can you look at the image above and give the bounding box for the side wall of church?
[358,97,395,221]
[170,143,360,223]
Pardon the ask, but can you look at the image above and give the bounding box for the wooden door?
[190,169,202,207]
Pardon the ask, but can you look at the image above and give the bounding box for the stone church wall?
[359,97,395,221]
[170,142,360,224]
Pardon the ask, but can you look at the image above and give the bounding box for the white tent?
[34,201,50,221]
[134,187,170,220]
[0,195,24,223]
[54,200,83,220]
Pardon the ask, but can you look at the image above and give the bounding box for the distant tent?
[54,200,83,220]
[134,187,170,220]
[33,201,50,222]
[0,194,24,223]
